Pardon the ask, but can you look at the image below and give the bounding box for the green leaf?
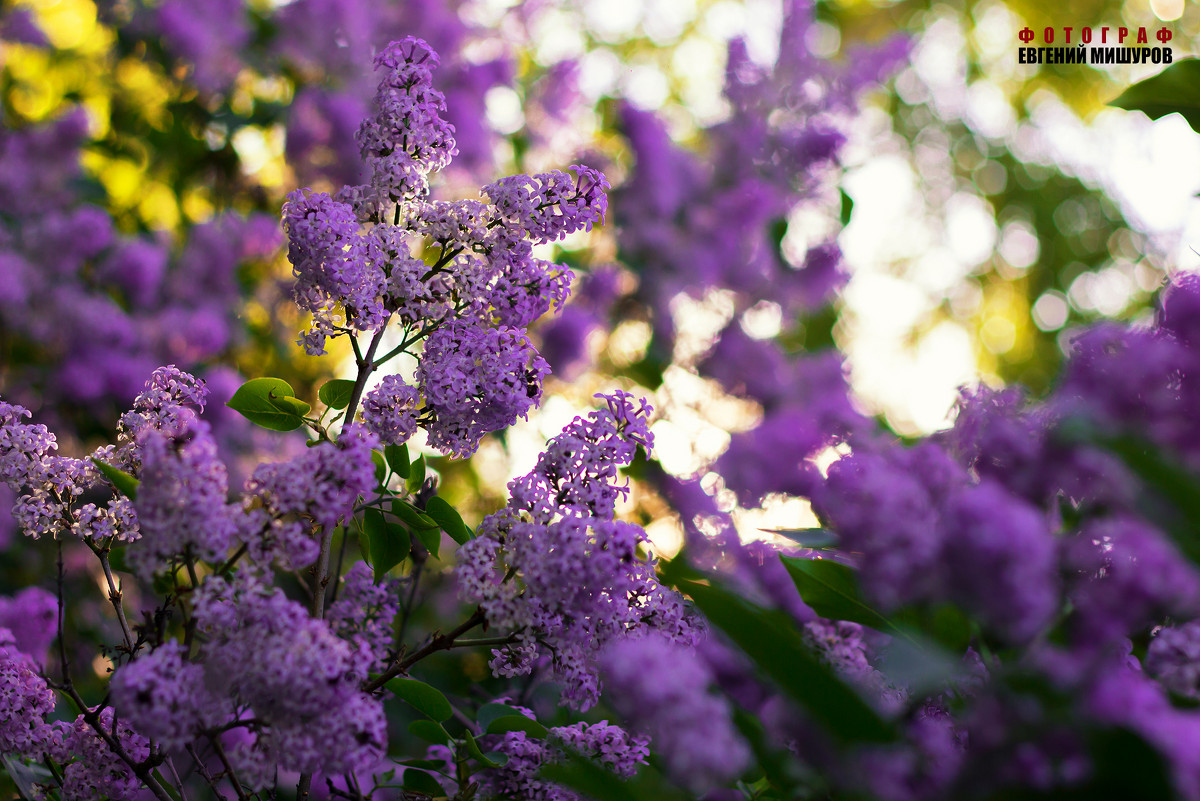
[675,576,895,744]
[267,394,311,417]
[385,443,410,479]
[416,525,442,560]
[462,731,507,768]
[476,703,528,732]
[408,454,427,493]
[780,555,908,639]
[401,768,445,796]
[839,187,855,227]
[485,715,548,738]
[392,499,439,531]
[407,719,450,745]
[1109,59,1200,134]
[763,527,838,549]
[391,678,453,721]
[317,378,355,410]
[91,459,140,500]
[731,709,802,797]
[424,496,472,544]
[876,630,965,698]
[371,450,387,486]
[225,377,308,431]
[363,508,410,580]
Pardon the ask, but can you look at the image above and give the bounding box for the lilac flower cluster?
[283,37,606,459]
[599,633,750,791]
[458,392,695,709]
[481,721,649,801]
[182,572,386,786]
[240,423,378,568]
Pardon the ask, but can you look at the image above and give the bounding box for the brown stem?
[91,543,135,652]
[343,325,391,427]
[363,608,486,692]
[210,735,249,801]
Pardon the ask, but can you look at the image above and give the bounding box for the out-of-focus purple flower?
[0,631,62,761]
[1064,517,1200,644]
[240,424,377,569]
[156,0,248,93]
[0,586,57,663]
[940,480,1058,644]
[1148,621,1200,700]
[129,416,236,578]
[600,633,750,791]
[110,642,228,750]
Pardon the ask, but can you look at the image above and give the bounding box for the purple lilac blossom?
[128,416,236,577]
[813,443,965,610]
[1063,516,1200,645]
[940,480,1058,644]
[0,586,57,663]
[458,392,693,709]
[60,707,150,801]
[0,630,62,761]
[326,561,401,671]
[239,423,378,569]
[190,573,386,786]
[110,642,228,750]
[361,374,421,445]
[1148,621,1200,700]
[481,721,649,801]
[418,320,549,458]
[600,633,750,791]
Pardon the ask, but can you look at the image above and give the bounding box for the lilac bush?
[4,6,1200,801]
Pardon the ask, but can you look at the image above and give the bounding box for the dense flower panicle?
[241,424,378,568]
[355,37,457,207]
[507,391,653,523]
[486,255,573,329]
[0,401,57,487]
[129,417,236,577]
[1064,517,1200,644]
[417,320,549,458]
[61,708,150,801]
[463,514,692,709]
[362,374,422,445]
[482,722,649,801]
[1148,622,1200,699]
[0,586,57,662]
[1059,323,1189,447]
[600,633,750,791]
[814,443,965,610]
[116,365,209,451]
[327,562,400,670]
[458,392,689,709]
[283,189,386,354]
[110,642,227,750]
[483,166,610,244]
[940,481,1058,644]
[191,574,386,785]
[0,631,62,760]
